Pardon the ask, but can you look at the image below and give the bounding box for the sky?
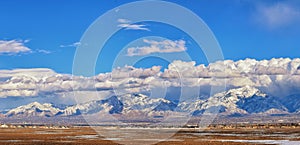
[1,0,300,110]
[1,0,300,74]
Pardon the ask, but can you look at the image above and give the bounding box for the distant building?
[0,124,8,128]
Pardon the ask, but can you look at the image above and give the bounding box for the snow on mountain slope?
[236,94,287,114]
[4,87,294,118]
[60,94,176,116]
[5,93,178,117]
[205,86,287,114]
[5,102,61,117]
[178,86,288,115]
[280,94,300,113]
[59,96,123,116]
[178,99,205,113]
[119,94,177,113]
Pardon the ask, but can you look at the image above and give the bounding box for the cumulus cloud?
[117,18,150,31]
[161,58,300,97]
[0,58,300,99]
[0,40,31,55]
[255,2,300,28]
[127,39,187,56]
[111,65,161,79]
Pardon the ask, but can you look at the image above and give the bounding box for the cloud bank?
[0,58,300,100]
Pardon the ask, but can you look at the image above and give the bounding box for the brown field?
[0,126,300,145]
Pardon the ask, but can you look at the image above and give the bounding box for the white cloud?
[256,2,300,28]
[1,58,300,98]
[127,39,187,56]
[111,65,161,79]
[0,68,56,79]
[60,42,81,48]
[36,49,52,54]
[0,40,31,55]
[117,18,150,31]
[117,18,131,23]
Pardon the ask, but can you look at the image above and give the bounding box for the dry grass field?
[0,126,300,145]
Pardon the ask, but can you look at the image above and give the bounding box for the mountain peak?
[5,101,61,117]
[227,86,266,98]
[3,88,294,118]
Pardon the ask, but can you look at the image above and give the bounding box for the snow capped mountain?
[204,86,287,114]
[5,94,175,117]
[224,86,266,98]
[5,102,61,117]
[178,86,288,115]
[119,94,176,113]
[60,96,123,116]
[4,86,297,118]
[5,97,123,118]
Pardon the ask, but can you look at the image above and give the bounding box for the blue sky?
[1,0,300,74]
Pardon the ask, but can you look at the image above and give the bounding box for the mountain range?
[3,86,299,118]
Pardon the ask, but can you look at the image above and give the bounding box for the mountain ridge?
[3,86,298,118]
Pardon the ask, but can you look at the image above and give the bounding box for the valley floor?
[0,126,300,145]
